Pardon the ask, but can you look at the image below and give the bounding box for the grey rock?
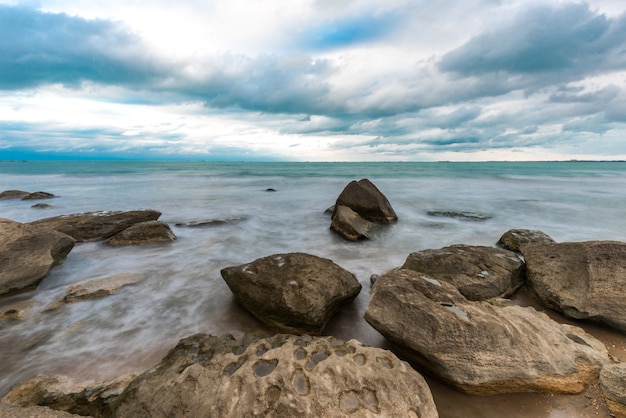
[106,221,175,246]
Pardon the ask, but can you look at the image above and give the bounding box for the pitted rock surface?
[401,244,525,300]
[364,268,610,395]
[109,333,439,418]
[221,252,361,334]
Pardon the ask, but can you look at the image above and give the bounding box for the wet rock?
[109,333,439,418]
[330,205,375,241]
[28,210,161,242]
[0,218,76,296]
[0,403,84,418]
[22,191,56,200]
[334,179,397,223]
[364,268,610,395]
[0,190,30,199]
[2,374,135,418]
[45,273,147,310]
[600,363,626,418]
[523,241,626,333]
[106,221,175,246]
[0,300,34,321]
[174,216,246,227]
[401,244,525,300]
[32,203,54,209]
[426,211,492,221]
[221,253,361,335]
[497,229,555,252]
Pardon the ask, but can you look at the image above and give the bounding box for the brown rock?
[497,229,555,252]
[330,205,375,241]
[523,241,626,333]
[0,190,30,199]
[0,218,75,296]
[28,210,161,242]
[106,221,175,245]
[0,403,85,418]
[401,244,525,300]
[22,191,56,200]
[221,253,361,334]
[600,363,626,418]
[334,179,397,223]
[364,268,610,395]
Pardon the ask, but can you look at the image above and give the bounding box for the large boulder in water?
[523,241,626,333]
[497,229,555,252]
[600,363,626,418]
[109,333,439,418]
[106,220,176,245]
[329,205,375,241]
[401,244,525,300]
[221,253,361,335]
[28,210,161,242]
[333,179,397,224]
[364,268,610,395]
[0,218,75,296]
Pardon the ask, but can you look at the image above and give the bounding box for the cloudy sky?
[1,0,626,161]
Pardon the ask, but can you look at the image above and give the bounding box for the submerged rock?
[401,244,525,300]
[109,333,439,418]
[600,363,626,418]
[330,205,375,241]
[364,268,610,395]
[426,211,492,221]
[28,210,161,242]
[22,191,56,200]
[221,252,361,335]
[0,300,34,322]
[0,190,30,199]
[497,229,555,252]
[174,216,247,227]
[0,218,75,296]
[106,221,175,245]
[523,240,626,333]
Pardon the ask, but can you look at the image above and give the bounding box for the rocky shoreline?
[1,181,625,417]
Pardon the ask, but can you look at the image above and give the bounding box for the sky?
[1,0,626,161]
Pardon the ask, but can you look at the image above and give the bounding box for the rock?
[401,244,525,300]
[0,189,30,199]
[497,229,555,252]
[22,191,56,200]
[0,403,85,418]
[0,218,76,296]
[0,300,34,321]
[221,253,362,334]
[330,205,375,241]
[174,217,246,227]
[28,210,161,242]
[109,333,439,418]
[334,179,397,223]
[32,203,54,209]
[2,374,135,418]
[45,273,147,311]
[106,221,175,246]
[426,211,492,221]
[600,363,626,418]
[364,268,610,395]
[523,241,626,333]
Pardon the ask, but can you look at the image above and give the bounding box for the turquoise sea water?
[1,160,625,417]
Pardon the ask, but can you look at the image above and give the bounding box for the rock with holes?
[523,241,626,333]
[600,363,626,418]
[497,229,555,252]
[364,268,610,395]
[221,253,361,335]
[401,244,525,301]
[0,218,76,296]
[28,210,162,242]
[109,333,439,418]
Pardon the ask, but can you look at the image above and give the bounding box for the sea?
[1,160,626,418]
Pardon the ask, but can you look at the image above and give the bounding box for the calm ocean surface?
[1,160,625,416]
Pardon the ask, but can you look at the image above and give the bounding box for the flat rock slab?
[110,333,439,418]
[401,244,525,300]
[0,218,75,296]
[221,252,361,335]
[106,221,175,245]
[523,240,626,333]
[28,210,161,242]
[600,363,626,418]
[364,268,610,395]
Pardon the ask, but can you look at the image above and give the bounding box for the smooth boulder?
[523,241,626,333]
[364,268,610,395]
[600,363,626,418]
[110,333,439,418]
[497,229,555,252]
[106,221,175,245]
[330,205,375,240]
[221,253,361,334]
[0,218,75,296]
[334,179,397,224]
[401,244,525,300]
[28,210,161,242]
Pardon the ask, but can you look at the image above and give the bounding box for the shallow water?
[1,161,626,417]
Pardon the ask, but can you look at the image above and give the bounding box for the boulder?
[221,253,361,334]
[2,374,135,418]
[364,268,610,395]
[110,333,439,418]
[22,191,56,200]
[28,210,161,242]
[106,221,175,245]
[523,241,626,333]
[0,404,84,418]
[497,229,555,252]
[0,218,76,296]
[600,363,626,418]
[0,190,30,199]
[330,205,375,241]
[32,203,54,209]
[401,244,525,300]
[334,179,397,223]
